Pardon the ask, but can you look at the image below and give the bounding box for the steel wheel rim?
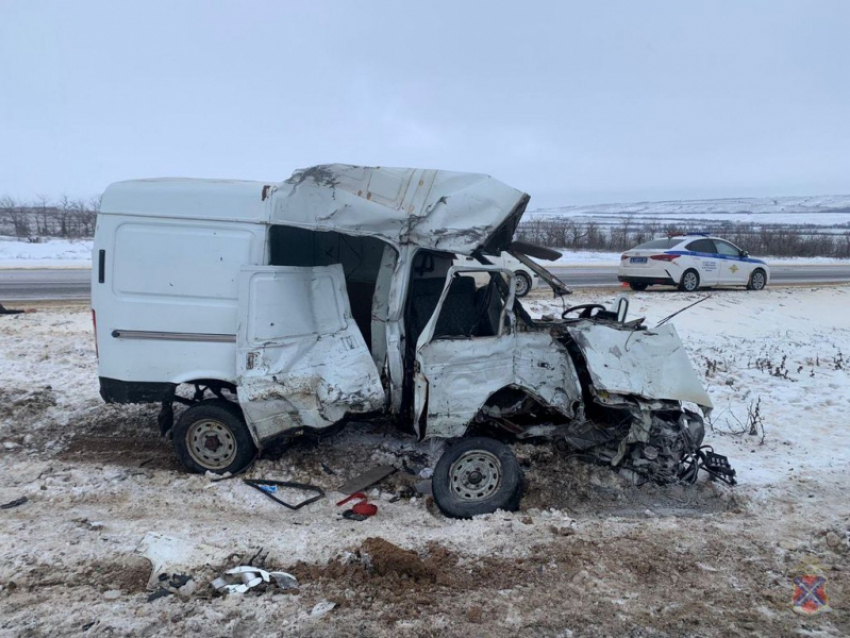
[515,274,529,296]
[684,272,698,290]
[187,419,237,469]
[752,272,765,289]
[449,450,503,502]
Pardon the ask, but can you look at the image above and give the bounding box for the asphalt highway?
[1,264,850,302]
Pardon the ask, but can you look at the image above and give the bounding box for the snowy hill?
[530,195,850,227]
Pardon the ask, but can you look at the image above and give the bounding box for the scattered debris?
[243,479,325,510]
[336,465,396,495]
[414,478,433,496]
[137,532,224,589]
[337,492,378,521]
[73,517,104,531]
[1,496,27,510]
[102,589,122,601]
[146,588,172,603]
[310,600,336,618]
[211,566,298,595]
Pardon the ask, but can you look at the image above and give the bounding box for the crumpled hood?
[269,164,529,255]
[566,321,713,412]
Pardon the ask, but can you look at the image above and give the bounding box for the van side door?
[235,264,385,442]
[413,267,517,439]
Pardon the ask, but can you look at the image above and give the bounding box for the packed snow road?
[2,264,850,301]
[0,287,848,637]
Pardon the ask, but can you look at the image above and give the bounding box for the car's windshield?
[632,238,681,250]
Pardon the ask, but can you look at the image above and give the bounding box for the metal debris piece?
[1,496,27,510]
[335,465,396,495]
[243,479,325,510]
[0,303,25,316]
[212,566,298,594]
[147,587,172,602]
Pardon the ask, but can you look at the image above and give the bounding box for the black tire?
[629,282,648,291]
[432,437,523,518]
[173,399,257,475]
[678,269,700,292]
[514,271,532,298]
[747,268,767,291]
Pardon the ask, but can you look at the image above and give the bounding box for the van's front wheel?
[432,437,523,518]
[173,399,257,475]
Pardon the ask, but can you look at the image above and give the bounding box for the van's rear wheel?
[173,399,256,475]
[432,437,523,518]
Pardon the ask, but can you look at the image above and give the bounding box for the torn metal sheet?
[566,322,713,411]
[236,264,385,441]
[336,465,396,495]
[270,165,529,255]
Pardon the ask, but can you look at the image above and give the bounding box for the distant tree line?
[0,195,100,241]
[516,216,850,259]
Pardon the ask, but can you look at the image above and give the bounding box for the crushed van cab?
[92,164,732,518]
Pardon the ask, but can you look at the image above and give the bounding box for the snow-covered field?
[1,287,848,636]
[531,194,850,227]
[0,236,93,268]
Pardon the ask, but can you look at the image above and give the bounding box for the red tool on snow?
[336,492,378,520]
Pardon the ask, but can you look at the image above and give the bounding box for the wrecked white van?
[92,164,731,518]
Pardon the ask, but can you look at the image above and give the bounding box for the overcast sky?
[1,1,849,208]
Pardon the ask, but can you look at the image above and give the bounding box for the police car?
[618,234,769,292]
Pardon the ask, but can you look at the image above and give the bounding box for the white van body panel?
[92,211,266,385]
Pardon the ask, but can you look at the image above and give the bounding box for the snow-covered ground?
[0,236,93,268]
[0,287,848,636]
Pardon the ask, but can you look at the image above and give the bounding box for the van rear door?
[235,264,385,442]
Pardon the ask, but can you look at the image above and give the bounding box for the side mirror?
[616,296,629,323]
[741,250,749,257]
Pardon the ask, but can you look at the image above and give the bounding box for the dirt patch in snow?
[59,435,181,471]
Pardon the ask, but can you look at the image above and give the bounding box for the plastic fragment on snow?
[212,566,298,594]
[311,600,336,617]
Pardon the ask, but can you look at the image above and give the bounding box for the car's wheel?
[514,271,532,298]
[173,399,257,475]
[679,269,700,292]
[747,269,767,291]
[432,437,523,518]
[629,282,648,291]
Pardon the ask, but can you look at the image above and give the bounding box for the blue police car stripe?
[665,250,766,265]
